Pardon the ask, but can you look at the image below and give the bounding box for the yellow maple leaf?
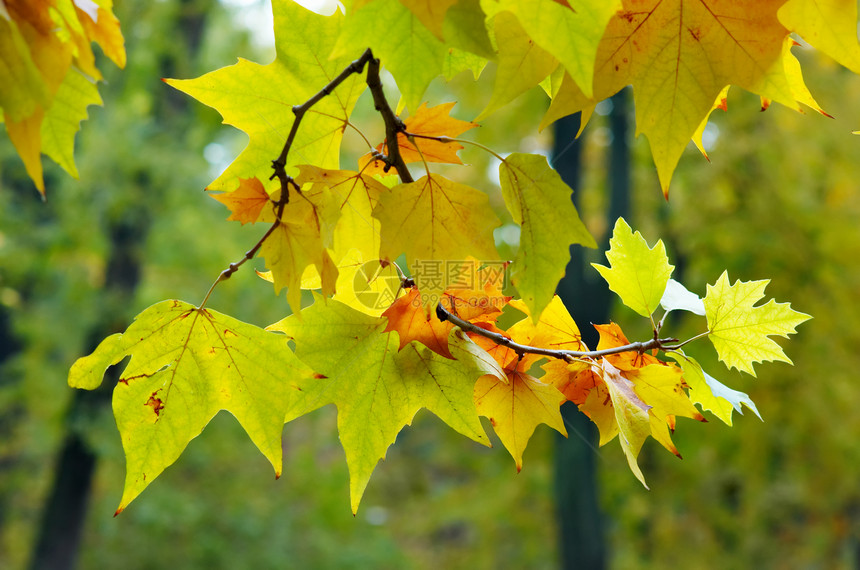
[397,0,459,40]
[704,271,811,376]
[259,187,340,315]
[294,165,387,264]
[474,366,566,471]
[373,174,500,300]
[583,359,652,487]
[1,0,125,194]
[778,0,860,74]
[541,0,821,195]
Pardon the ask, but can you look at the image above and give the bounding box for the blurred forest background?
[2,1,860,568]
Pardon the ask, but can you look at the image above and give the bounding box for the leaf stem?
[661,330,712,351]
[406,132,507,163]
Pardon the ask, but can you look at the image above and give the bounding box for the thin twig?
[435,303,677,362]
[270,48,376,205]
[202,49,412,306]
[198,221,280,308]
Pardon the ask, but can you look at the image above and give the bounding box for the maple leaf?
[703,271,811,376]
[499,153,596,321]
[476,12,558,121]
[540,0,824,194]
[293,165,387,264]
[442,0,495,60]
[270,298,500,513]
[68,300,313,514]
[592,217,674,319]
[483,0,621,98]
[627,363,704,457]
[259,186,341,315]
[467,295,587,469]
[442,258,512,321]
[373,173,501,299]
[383,288,455,358]
[583,359,652,487]
[383,260,512,358]
[165,1,364,193]
[360,102,478,175]
[500,296,592,399]
[332,0,445,113]
[669,352,760,426]
[474,366,567,472]
[1,0,125,193]
[778,0,860,74]
[328,250,403,317]
[211,177,272,225]
[578,323,702,481]
[397,0,459,40]
[507,296,586,356]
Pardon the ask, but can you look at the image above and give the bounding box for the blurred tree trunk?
[29,215,149,570]
[553,89,630,570]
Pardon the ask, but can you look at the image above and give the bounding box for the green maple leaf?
[442,0,495,60]
[592,217,674,319]
[482,0,621,98]
[669,353,760,426]
[703,271,811,376]
[333,0,446,113]
[476,11,558,120]
[270,298,498,513]
[499,152,595,321]
[164,1,365,192]
[41,68,103,179]
[68,301,313,514]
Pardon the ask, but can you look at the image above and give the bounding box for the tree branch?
[201,49,414,308]
[435,303,677,363]
[270,48,377,207]
[365,57,413,183]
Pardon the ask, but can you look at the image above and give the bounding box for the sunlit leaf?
[68,300,313,514]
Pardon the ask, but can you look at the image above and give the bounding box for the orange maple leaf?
[360,102,478,175]
[210,177,272,225]
[383,260,512,358]
[573,322,704,472]
[592,322,662,371]
[383,288,455,358]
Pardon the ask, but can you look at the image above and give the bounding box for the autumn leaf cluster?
[61,0,829,514]
[0,0,125,194]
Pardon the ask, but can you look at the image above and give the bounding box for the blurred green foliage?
[1,2,859,568]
